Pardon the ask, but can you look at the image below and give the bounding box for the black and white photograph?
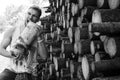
[0,0,120,80]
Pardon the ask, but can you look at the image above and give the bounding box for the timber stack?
[36,0,120,80]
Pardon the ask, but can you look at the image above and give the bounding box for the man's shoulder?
[4,26,16,36]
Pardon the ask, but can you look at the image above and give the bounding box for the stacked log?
[92,9,120,23]
[33,0,120,80]
[104,37,120,58]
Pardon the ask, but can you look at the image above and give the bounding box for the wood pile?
[35,0,120,80]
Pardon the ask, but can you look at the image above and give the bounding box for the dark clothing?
[0,69,16,80]
[0,69,33,80]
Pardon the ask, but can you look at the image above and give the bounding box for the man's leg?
[15,73,33,80]
[0,69,17,80]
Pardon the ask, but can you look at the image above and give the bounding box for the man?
[0,5,48,80]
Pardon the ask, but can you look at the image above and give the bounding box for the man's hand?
[10,44,28,60]
[10,48,22,58]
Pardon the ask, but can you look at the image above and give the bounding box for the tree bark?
[78,0,97,9]
[91,57,120,76]
[89,22,120,36]
[92,9,120,23]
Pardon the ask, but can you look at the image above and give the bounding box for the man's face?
[26,8,40,23]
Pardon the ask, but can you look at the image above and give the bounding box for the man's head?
[26,5,42,23]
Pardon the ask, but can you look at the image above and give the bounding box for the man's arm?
[37,37,48,59]
[0,27,15,58]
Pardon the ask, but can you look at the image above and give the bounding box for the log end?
[75,27,80,42]
[90,41,95,55]
[95,52,101,62]
[68,27,73,43]
[97,0,105,8]
[82,56,90,80]
[106,37,116,58]
[53,57,58,71]
[108,0,120,9]
[92,10,102,23]
[78,0,84,9]
[49,64,56,76]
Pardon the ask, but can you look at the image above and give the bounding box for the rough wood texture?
[92,9,120,23]
[97,0,109,9]
[78,0,97,9]
[76,39,91,55]
[94,52,111,62]
[49,45,61,56]
[53,57,67,71]
[92,75,120,80]
[60,68,71,78]
[70,61,81,78]
[83,6,98,22]
[61,41,74,54]
[89,22,120,36]
[90,40,104,55]
[91,57,120,77]
[75,23,90,42]
[49,64,56,76]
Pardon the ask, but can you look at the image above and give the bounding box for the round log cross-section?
[104,37,120,58]
[108,0,120,9]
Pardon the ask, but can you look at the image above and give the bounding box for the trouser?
[0,69,33,80]
[0,69,16,80]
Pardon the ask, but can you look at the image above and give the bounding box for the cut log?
[103,36,110,54]
[104,37,120,58]
[60,68,71,78]
[83,6,98,22]
[97,0,109,9]
[49,45,61,57]
[94,52,111,62]
[89,22,120,36]
[89,32,101,40]
[108,0,120,9]
[61,41,75,59]
[82,56,90,80]
[92,75,120,80]
[100,35,108,42]
[80,39,91,55]
[91,57,120,76]
[74,41,81,54]
[71,3,79,16]
[78,0,97,9]
[77,17,82,26]
[74,27,81,42]
[47,40,62,48]
[94,52,101,62]
[70,60,81,78]
[74,39,91,55]
[77,64,83,80]
[75,23,89,42]
[90,40,104,55]
[70,16,79,27]
[45,33,53,41]
[92,9,120,23]
[61,41,74,54]
[56,0,60,9]
[80,23,89,39]
[49,64,56,76]
[68,27,76,43]
[53,57,67,71]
